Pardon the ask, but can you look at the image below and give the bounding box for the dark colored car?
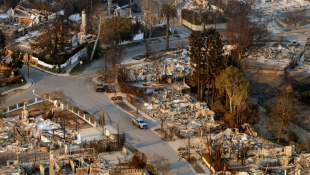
[95,83,104,92]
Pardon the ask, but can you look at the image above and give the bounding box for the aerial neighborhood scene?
[1,0,310,174]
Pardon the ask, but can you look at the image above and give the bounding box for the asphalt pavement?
[0,25,195,175]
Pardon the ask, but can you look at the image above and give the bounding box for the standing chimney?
[81,10,86,34]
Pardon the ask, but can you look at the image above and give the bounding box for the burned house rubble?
[244,45,304,69]
[124,49,192,84]
[0,96,129,175]
[182,126,309,175]
[0,102,80,156]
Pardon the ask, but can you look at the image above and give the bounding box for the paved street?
[0,25,195,175]
[2,21,306,174]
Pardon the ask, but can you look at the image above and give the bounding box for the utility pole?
[28,54,30,79]
[187,136,190,162]
[90,16,101,60]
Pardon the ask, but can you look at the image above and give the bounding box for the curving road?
[0,26,195,175]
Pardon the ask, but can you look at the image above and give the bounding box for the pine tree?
[203,28,228,104]
[189,31,206,100]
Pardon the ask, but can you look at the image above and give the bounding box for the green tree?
[215,66,250,114]
[0,30,6,65]
[189,31,206,100]
[189,28,228,102]
[204,28,228,104]
[87,41,101,59]
[270,89,296,144]
[100,16,133,43]
[159,2,177,50]
[8,51,23,70]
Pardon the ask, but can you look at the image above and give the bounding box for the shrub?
[0,79,7,87]
[3,69,11,77]
[224,112,236,128]
[7,74,24,84]
[68,42,88,57]
[126,94,132,103]
[111,97,117,101]
[87,41,101,59]
[210,101,226,113]
[299,91,310,105]
[116,96,122,100]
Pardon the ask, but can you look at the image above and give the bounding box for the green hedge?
[34,42,88,65]
[181,9,227,25]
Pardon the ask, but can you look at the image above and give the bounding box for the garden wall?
[22,48,85,70]
[182,19,226,31]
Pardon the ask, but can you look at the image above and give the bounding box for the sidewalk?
[1,78,33,96]
[105,92,159,125]
[105,92,211,174]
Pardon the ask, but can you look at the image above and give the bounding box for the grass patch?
[2,89,25,98]
[124,142,140,155]
[69,59,96,75]
[268,139,287,146]
[0,80,25,92]
[189,162,206,174]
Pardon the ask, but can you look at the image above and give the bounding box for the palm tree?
[159,2,177,50]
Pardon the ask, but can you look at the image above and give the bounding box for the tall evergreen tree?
[189,28,228,102]
[189,31,206,100]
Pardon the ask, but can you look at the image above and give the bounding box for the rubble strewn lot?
[0,96,128,174]
[252,0,310,21]
[118,43,310,174]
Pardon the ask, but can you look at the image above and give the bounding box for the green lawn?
[268,139,287,146]
[124,142,140,155]
[69,59,96,75]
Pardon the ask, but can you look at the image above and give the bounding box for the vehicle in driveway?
[95,83,104,92]
[132,118,148,129]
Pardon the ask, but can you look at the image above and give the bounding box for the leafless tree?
[159,115,168,131]
[287,10,304,29]
[100,44,126,85]
[142,0,159,38]
[0,93,5,106]
[145,40,152,60]
[150,154,171,175]
[226,16,269,61]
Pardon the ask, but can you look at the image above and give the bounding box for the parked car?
[95,83,104,92]
[132,118,148,129]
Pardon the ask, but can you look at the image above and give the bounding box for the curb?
[105,93,139,119]
[29,59,99,77]
[1,78,34,98]
[105,92,159,126]
[29,64,70,76]
[69,60,99,76]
